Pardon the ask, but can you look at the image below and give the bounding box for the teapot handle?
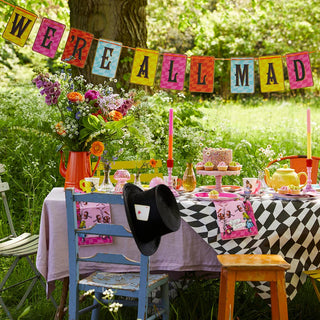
[91,155,101,176]
[298,172,308,189]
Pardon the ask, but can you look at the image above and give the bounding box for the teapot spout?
[59,150,67,178]
[264,168,271,188]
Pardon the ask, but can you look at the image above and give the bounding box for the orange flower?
[55,121,66,135]
[149,158,157,168]
[108,110,123,121]
[67,92,84,103]
[90,141,104,157]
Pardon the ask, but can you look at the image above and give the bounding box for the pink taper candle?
[168,109,173,160]
[307,108,311,159]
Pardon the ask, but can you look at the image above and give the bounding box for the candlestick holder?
[303,158,316,193]
[166,159,179,197]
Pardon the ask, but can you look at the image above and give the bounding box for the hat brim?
[123,183,161,256]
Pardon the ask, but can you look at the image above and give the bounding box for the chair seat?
[0,233,39,257]
[80,271,168,292]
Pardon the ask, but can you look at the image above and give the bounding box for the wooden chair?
[217,254,290,320]
[93,160,163,184]
[266,155,320,184]
[65,188,170,320]
[0,164,57,319]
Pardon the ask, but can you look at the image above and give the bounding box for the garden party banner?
[1,3,317,94]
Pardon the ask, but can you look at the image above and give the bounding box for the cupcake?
[195,162,204,171]
[289,185,301,195]
[208,189,219,199]
[278,186,289,194]
[228,161,242,171]
[217,161,228,171]
[204,161,214,171]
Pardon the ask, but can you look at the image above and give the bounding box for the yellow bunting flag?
[130,48,159,86]
[2,6,37,47]
[259,55,285,92]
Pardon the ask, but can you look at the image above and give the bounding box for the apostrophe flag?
[61,28,94,68]
[160,53,187,91]
[130,48,159,86]
[189,56,214,93]
[259,55,285,92]
[32,18,65,58]
[286,52,313,89]
[3,6,37,47]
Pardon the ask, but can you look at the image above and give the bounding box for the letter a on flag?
[32,18,65,58]
[160,53,187,91]
[286,52,313,89]
[61,28,94,68]
[189,56,214,93]
[259,55,285,92]
[3,6,37,47]
[130,48,159,86]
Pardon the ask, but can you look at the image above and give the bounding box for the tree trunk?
[67,0,147,89]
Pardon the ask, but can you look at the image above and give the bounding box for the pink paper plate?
[193,192,240,201]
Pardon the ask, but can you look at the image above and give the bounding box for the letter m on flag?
[3,7,37,47]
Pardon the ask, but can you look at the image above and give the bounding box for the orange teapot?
[264,164,307,191]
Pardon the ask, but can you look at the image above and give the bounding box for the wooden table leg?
[54,277,69,320]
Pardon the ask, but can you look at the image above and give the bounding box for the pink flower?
[85,90,101,101]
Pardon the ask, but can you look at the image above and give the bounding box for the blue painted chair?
[0,164,57,319]
[65,188,170,320]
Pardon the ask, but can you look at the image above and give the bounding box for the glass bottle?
[98,163,114,192]
[182,163,197,192]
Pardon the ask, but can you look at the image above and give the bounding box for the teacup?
[243,178,261,194]
[163,176,179,188]
[85,177,100,190]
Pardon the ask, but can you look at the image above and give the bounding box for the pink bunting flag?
[32,18,65,58]
[286,52,313,89]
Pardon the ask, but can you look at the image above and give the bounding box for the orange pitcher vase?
[59,151,101,189]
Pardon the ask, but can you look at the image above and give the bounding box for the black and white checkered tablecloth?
[178,195,320,301]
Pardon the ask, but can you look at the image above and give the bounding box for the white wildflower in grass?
[102,288,114,300]
[84,289,95,296]
[108,302,122,312]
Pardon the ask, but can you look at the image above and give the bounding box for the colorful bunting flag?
[130,48,159,86]
[286,52,313,89]
[160,53,187,91]
[259,55,285,92]
[230,58,255,94]
[189,56,215,93]
[2,6,37,47]
[92,39,122,78]
[32,18,65,58]
[61,28,94,68]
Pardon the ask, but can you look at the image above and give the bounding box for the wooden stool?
[217,254,290,320]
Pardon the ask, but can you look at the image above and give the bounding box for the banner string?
[0,0,320,62]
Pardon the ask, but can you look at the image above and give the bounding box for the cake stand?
[196,170,241,193]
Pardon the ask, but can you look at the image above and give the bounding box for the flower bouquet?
[32,69,140,188]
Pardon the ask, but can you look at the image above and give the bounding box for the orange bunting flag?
[189,56,215,93]
[130,48,159,86]
[2,6,37,47]
[61,28,94,68]
[259,55,285,92]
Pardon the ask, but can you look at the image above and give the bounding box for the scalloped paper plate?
[193,192,241,201]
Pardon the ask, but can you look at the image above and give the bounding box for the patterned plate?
[193,192,241,201]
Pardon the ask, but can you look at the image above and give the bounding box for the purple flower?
[85,90,101,102]
[75,111,81,119]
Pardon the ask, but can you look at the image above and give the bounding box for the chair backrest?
[266,155,320,184]
[93,160,163,184]
[65,188,149,287]
[0,164,17,237]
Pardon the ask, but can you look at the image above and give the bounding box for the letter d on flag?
[3,6,37,47]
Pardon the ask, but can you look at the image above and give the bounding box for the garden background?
[1,0,320,319]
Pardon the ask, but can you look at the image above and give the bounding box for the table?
[178,194,320,301]
[36,188,220,297]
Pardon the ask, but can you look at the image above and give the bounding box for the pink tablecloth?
[36,188,220,295]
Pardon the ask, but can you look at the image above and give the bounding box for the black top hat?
[123,183,181,256]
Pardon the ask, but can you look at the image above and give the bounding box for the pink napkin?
[213,199,258,240]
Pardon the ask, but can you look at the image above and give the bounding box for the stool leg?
[270,281,280,320]
[218,268,236,320]
[276,271,288,320]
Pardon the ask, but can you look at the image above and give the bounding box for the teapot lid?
[276,164,294,172]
